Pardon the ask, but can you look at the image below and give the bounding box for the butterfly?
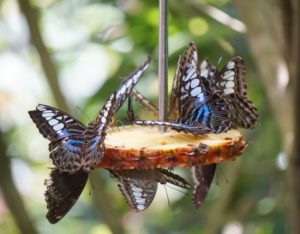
[110,169,191,211]
[178,43,257,207]
[29,94,116,174]
[29,57,151,223]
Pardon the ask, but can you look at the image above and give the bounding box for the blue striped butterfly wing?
[179,63,232,133]
[29,104,86,141]
[44,168,88,224]
[29,104,86,172]
[82,58,151,168]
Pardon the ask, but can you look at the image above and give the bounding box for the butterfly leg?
[134,119,212,135]
[127,95,136,122]
[131,89,158,116]
[158,169,192,189]
[127,89,158,122]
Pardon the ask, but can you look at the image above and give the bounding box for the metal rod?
[158,0,168,132]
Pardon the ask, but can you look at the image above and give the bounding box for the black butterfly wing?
[44,168,88,224]
[216,57,258,128]
[168,55,182,120]
[216,57,247,96]
[191,164,216,208]
[29,104,86,172]
[110,170,158,212]
[228,93,259,128]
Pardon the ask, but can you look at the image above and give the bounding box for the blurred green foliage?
[0,0,286,233]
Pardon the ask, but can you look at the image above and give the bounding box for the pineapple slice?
[94,126,246,170]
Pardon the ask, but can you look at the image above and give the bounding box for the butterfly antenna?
[114,119,125,127]
[165,184,190,195]
[218,167,229,184]
[89,172,95,196]
[217,56,223,66]
[75,106,91,122]
[163,185,171,208]
[113,119,125,132]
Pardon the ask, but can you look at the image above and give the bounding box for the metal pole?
[158,0,168,132]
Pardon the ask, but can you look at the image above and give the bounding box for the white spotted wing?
[169,42,199,120]
[29,104,86,172]
[217,57,247,96]
[209,57,258,128]
[110,170,158,211]
[110,169,191,211]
